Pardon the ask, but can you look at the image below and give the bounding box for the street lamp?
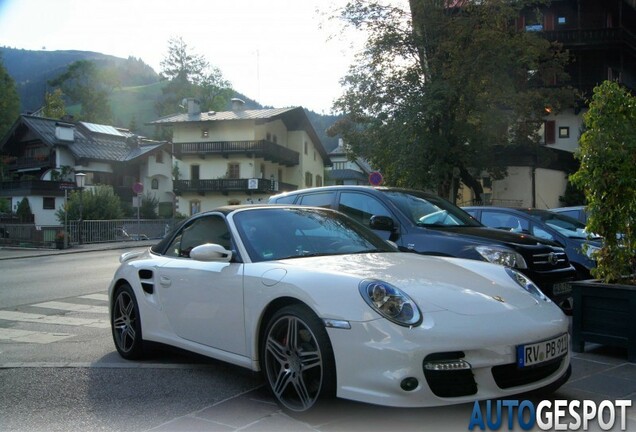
[75,172,86,245]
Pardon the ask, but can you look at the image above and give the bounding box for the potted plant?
[569,80,636,361]
[55,231,66,249]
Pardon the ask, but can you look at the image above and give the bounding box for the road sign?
[132,182,144,194]
[369,171,383,186]
[59,182,76,190]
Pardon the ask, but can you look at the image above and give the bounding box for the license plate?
[517,333,568,367]
[552,282,572,296]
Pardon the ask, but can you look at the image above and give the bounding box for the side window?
[272,194,296,204]
[338,192,391,228]
[298,192,334,208]
[165,215,231,258]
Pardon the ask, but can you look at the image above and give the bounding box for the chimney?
[183,98,201,115]
[231,98,246,112]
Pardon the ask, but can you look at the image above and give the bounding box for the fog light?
[424,359,471,371]
[400,377,419,391]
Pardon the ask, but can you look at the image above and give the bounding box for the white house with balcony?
[150,98,331,215]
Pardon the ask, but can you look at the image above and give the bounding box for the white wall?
[490,166,568,209]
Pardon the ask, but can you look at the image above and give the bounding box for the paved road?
[1,245,636,431]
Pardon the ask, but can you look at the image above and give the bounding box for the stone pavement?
[2,243,636,431]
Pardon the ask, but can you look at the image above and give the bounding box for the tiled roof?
[3,115,168,162]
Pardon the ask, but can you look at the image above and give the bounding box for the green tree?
[155,36,232,117]
[16,197,32,222]
[0,54,20,140]
[330,0,575,202]
[42,88,66,119]
[571,81,636,284]
[48,60,118,123]
[56,185,124,223]
[139,192,159,219]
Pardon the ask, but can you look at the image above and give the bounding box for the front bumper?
[326,305,570,407]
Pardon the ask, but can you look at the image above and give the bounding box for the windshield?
[527,210,600,240]
[233,207,396,262]
[383,190,481,227]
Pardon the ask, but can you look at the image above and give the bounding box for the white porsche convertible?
[108,205,571,413]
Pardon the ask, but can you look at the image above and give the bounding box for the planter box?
[571,279,636,362]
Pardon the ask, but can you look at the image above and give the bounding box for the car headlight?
[505,268,549,302]
[584,244,600,260]
[359,280,422,327]
[475,245,527,269]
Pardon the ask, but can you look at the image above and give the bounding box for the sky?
[0,0,381,114]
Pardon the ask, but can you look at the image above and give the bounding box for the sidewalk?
[0,240,156,260]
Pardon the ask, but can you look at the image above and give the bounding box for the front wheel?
[261,304,336,413]
[111,283,144,359]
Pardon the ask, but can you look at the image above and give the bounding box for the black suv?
[269,186,576,309]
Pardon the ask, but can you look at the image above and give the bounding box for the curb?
[0,241,155,260]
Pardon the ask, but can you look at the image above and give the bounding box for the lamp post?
[75,172,86,245]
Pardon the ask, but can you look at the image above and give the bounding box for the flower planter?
[571,279,636,362]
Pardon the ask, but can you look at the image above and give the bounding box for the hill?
[1,47,340,152]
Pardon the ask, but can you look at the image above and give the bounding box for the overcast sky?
[0,0,385,114]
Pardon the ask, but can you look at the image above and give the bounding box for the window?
[559,126,570,139]
[43,197,55,210]
[278,168,283,183]
[191,165,200,181]
[260,163,265,179]
[338,192,391,228]
[166,215,231,258]
[273,135,278,144]
[202,128,209,138]
[304,141,308,155]
[557,16,566,25]
[316,175,323,187]
[305,171,313,187]
[481,211,529,234]
[266,132,271,141]
[151,178,159,190]
[544,120,556,145]
[228,163,240,179]
[298,192,334,208]
[155,151,163,163]
[190,200,201,216]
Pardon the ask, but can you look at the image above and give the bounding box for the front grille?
[492,358,563,389]
[423,352,477,397]
[531,251,569,270]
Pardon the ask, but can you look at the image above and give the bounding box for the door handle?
[159,275,171,287]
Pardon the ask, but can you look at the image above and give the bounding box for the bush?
[571,81,636,283]
[56,185,124,222]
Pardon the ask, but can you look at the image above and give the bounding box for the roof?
[150,106,330,163]
[329,141,374,174]
[0,114,169,163]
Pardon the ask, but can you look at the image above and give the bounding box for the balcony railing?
[4,155,53,171]
[174,178,297,195]
[542,27,636,51]
[0,180,72,197]
[174,140,300,167]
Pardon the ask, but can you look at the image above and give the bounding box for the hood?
[437,226,559,247]
[278,252,542,315]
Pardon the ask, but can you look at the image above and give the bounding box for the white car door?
[156,214,246,355]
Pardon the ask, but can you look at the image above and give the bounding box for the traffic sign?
[132,182,144,194]
[369,171,383,186]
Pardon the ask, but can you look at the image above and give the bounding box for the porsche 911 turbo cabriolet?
[108,205,571,413]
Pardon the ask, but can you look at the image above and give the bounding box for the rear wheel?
[111,283,144,359]
[261,304,336,413]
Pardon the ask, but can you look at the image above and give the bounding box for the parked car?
[462,206,601,280]
[109,205,571,413]
[269,186,577,309]
[550,206,589,225]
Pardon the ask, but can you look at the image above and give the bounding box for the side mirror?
[190,243,232,262]
[369,215,396,232]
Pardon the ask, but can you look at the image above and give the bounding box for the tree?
[0,54,20,140]
[42,88,66,119]
[139,192,159,219]
[16,197,32,222]
[570,81,636,284]
[56,185,124,223]
[48,60,118,123]
[330,0,575,202]
[155,36,232,117]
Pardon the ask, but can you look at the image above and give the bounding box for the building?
[150,98,330,215]
[0,114,173,225]
[462,0,636,208]
[325,139,374,186]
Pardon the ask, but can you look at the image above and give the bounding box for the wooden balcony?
[5,155,53,171]
[174,140,300,167]
[0,180,72,197]
[174,178,298,196]
[542,27,636,52]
